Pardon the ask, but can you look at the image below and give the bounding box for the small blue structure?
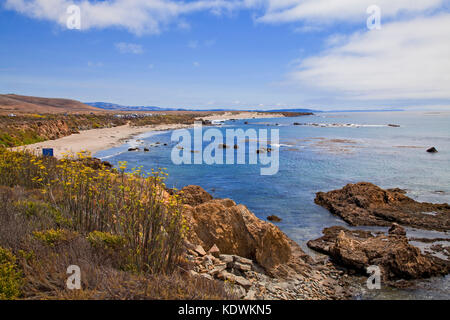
[42,148,54,157]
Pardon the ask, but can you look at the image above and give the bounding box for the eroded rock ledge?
[315,182,450,231]
[178,185,352,300]
[307,225,448,282]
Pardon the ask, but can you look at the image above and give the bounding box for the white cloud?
[193,61,200,67]
[4,0,242,35]
[289,14,450,101]
[293,25,322,33]
[256,0,445,23]
[115,42,144,54]
[5,0,447,34]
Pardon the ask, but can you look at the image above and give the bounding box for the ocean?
[95,111,450,299]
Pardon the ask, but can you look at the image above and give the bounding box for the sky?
[1,0,450,110]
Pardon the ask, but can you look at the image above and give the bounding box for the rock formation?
[307,226,448,281]
[315,182,450,231]
[178,185,351,299]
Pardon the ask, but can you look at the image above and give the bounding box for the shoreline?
[12,112,285,159]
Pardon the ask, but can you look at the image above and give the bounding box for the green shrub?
[33,229,78,246]
[0,247,23,300]
[87,231,126,250]
[14,200,72,227]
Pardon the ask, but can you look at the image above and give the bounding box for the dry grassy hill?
[0,94,102,114]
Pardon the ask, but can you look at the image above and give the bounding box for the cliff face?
[28,120,76,140]
[0,115,125,147]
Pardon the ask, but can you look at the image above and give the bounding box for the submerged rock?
[256,147,272,154]
[315,182,450,231]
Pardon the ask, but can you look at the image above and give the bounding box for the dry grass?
[0,150,232,300]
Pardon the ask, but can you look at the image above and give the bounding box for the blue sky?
[1,0,450,110]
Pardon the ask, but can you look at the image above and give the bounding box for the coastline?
[12,111,284,159]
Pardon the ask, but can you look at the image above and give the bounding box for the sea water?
[95,111,450,299]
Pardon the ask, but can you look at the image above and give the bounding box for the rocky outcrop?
[307,226,448,281]
[78,157,113,170]
[267,215,282,222]
[179,186,351,299]
[186,243,350,300]
[315,182,450,231]
[179,185,213,207]
[182,197,293,272]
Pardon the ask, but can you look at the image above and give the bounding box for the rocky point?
[178,185,353,300]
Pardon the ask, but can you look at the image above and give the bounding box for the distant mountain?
[0,94,101,114]
[265,108,321,113]
[322,108,404,113]
[85,102,182,111]
[86,102,321,113]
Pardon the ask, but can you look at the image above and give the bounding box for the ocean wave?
[295,123,389,128]
[99,150,126,160]
[270,143,294,148]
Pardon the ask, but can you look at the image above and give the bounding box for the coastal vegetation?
[0,147,231,299]
[0,113,211,147]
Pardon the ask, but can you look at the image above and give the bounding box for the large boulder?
[308,226,448,281]
[315,182,450,231]
[183,198,291,271]
[181,186,312,277]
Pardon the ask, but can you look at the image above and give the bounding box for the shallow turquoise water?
[95,111,450,299]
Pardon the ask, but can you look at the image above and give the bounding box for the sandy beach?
[13,112,284,158]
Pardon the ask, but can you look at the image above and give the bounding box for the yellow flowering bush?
[0,247,23,300]
[0,148,187,274]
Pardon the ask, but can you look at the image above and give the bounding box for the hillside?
[86,102,168,111]
[0,94,102,114]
